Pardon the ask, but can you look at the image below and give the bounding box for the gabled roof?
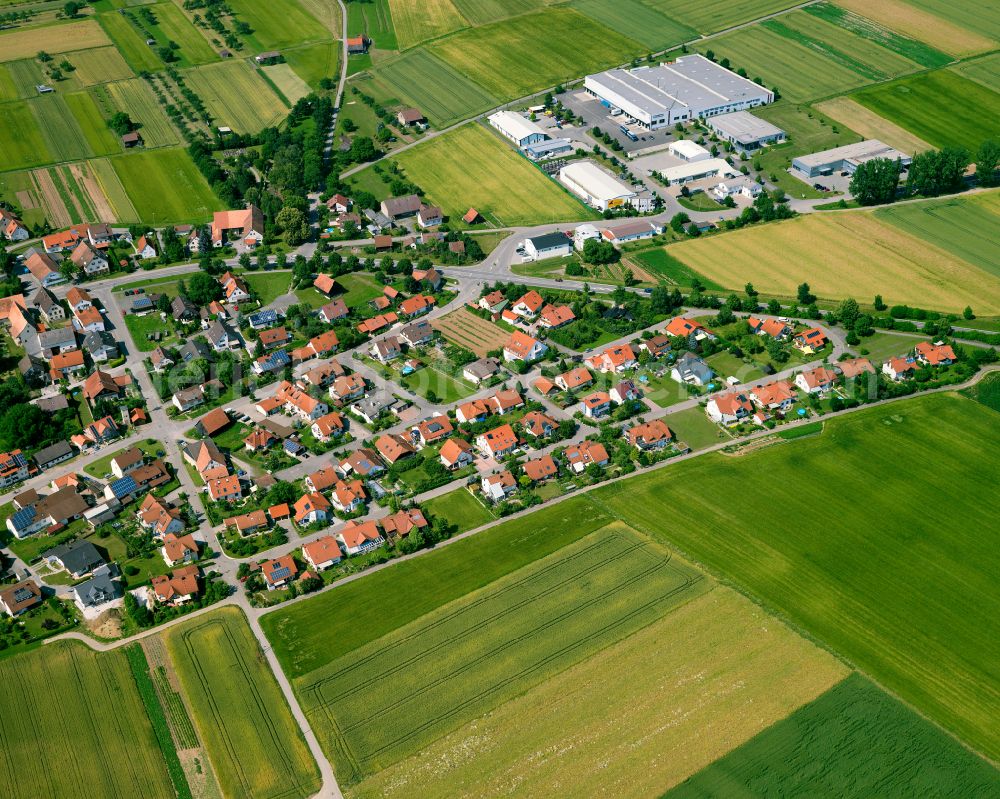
[523,455,558,481]
[439,437,473,465]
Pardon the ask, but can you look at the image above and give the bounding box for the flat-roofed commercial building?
[792,140,912,177]
[559,161,637,211]
[487,110,549,148]
[585,55,774,130]
[707,111,785,153]
[661,157,739,186]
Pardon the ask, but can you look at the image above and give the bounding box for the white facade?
[559,161,636,211]
[662,158,739,186]
[668,140,711,163]
[712,177,761,200]
[487,111,549,148]
[573,224,601,251]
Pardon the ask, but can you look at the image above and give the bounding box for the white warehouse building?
[487,110,549,148]
[585,54,774,130]
[559,161,638,211]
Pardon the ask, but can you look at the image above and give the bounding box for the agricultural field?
[33,93,106,163]
[0,169,46,227]
[346,0,397,51]
[631,249,723,290]
[284,42,340,89]
[68,47,135,86]
[62,91,122,155]
[88,157,141,222]
[183,62,288,133]
[431,307,509,356]
[875,191,1000,279]
[391,124,589,226]
[962,371,1000,412]
[590,391,1000,761]
[904,0,1000,44]
[0,641,176,798]
[429,8,644,103]
[147,1,217,66]
[98,9,164,73]
[852,69,1000,151]
[570,0,695,51]
[260,497,614,678]
[226,0,332,50]
[98,78,181,148]
[814,96,932,154]
[297,523,709,782]
[389,0,467,49]
[833,0,994,57]
[804,2,952,68]
[162,608,322,799]
[0,19,111,62]
[421,486,495,533]
[668,674,1000,797]
[369,49,497,127]
[2,58,54,100]
[110,148,219,224]
[451,0,545,26]
[351,587,848,799]
[666,205,1000,314]
[0,100,52,170]
[31,161,122,227]
[261,63,312,104]
[642,0,801,35]
[953,52,1000,93]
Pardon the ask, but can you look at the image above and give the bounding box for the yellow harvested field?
[390,0,467,49]
[432,307,509,356]
[814,97,932,155]
[669,212,1000,314]
[0,20,111,62]
[833,0,991,57]
[261,63,312,104]
[349,587,848,799]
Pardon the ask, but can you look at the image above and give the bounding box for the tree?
[187,271,222,306]
[581,238,617,265]
[744,282,758,298]
[976,139,1000,187]
[906,148,969,197]
[964,305,975,320]
[63,2,82,18]
[275,206,308,246]
[849,157,901,205]
[797,283,815,305]
[767,298,781,315]
[874,294,886,311]
[836,298,860,329]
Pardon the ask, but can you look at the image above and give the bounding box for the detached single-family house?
[586,344,637,374]
[707,392,753,425]
[475,424,518,458]
[481,471,516,502]
[795,366,838,395]
[338,520,384,556]
[581,391,612,419]
[671,352,714,386]
[439,438,474,469]
[793,327,829,353]
[564,441,609,474]
[748,316,791,340]
[883,356,918,381]
[302,535,342,571]
[915,341,956,367]
[749,380,796,411]
[626,419,673,450]
[503,331,547,363]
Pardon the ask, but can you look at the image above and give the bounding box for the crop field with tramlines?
[163,608,321,799]
[431,307,510,356]
[298,523,708,783]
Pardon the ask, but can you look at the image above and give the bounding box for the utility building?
[792,140,911,178]
[487,111,549,148]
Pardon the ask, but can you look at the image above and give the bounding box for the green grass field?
[245,271,292,304]
[954,52,1000,93]
[260,498,614,678]
[284,42,340,89]
[100,78,181,147]
[33,94,100,162]
[962,370,1000,412]
[421,486,495,533]
[804,2,953,69]
[429,8,644,103]
[298,523,707,782]
[260,63,312,105]
[0,100,52,169]
[875,191,1000,279]
[182,61,288,133]
[451,0,543,26]
[328,271,382,309]
[69,46,135,85]
[631,249,722,289]
[370,49,498,127]
[148,1,217,66]
[227,0,332,49]
[346,0,397,51]
[0,642,175,798]
[98,10,163,73]
[163,608,321,799]
[389,0,467,49]
[570,0,695,50]
[89,156,141,221]
[391,123,589,225]
[642,0,800,35]
[667,673,1000,798]
[110,148,219,223]
[65,91,122,155]
[852,69,1000,151]
[590,391,1000,761]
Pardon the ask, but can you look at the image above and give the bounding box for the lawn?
[369,49,498,128]
[705,350,765,382]
[389,0,467,49]
[260,497,613,677]
[666,209,1000,315]
[352,586,847,798]
[662,404,729,449]
[852,69,1000,151]
[570,0,695,51]
[226,0,333,49]
[874,190,1000,279]
[100,78,181,147]
[84,439,162,478]
[851,331,925,362]
[330,271,382,309]
[162,608,321,799]
[421,486,494,533]
[667,674,1000,798]
[0,641,176,798]
[298,523,709,783]
[392,123,589,226]
[284,42,340,90]
[399,361,477,402]
[589,392,1000,761]
[110,148,219,224]
[642,0,801,36]
[182,61,288,133]
[245,271,292,304]
[429,8,644,104]
[0,19,110,62]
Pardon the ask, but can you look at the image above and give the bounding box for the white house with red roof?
[706,392,753,425]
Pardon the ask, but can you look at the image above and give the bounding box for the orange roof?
[504,330,540,358]
[886,356,916,375]
[259,326,289,347]
[339,520,382,549]
[307,466,340,491]
[491,389,523,412]
[713,392,753,415]
[837,358,875,378]
[582,391,611,409]
[439,438,472,465]
[477,423,517,453]
[380,508,428,536]
[565,440,609,466]
[162,533,198,563]
[626,419,673,446]
[914,341,956,365]
[312,412,344,437]
[559,367,593,389]
[152,565,199,601]
[540,303,575,326]
[751,380,795,406]
[798,366,838,389]
[524,455,558,481]
[74,305,103,327]
[313,274,338,295]
[399,294,435,316]
[261,554,298,584]
[268,503,291,520]
[225,509,269,531]
[303,535,342,565]
[294,491,332,523]
[665,317,706,337]
[533,376,557,395]
[207,475,241,501]
[50,350,85,370]
[514,290,544,313]
[375,433,415,463]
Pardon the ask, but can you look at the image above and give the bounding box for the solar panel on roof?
[270,566,290,581]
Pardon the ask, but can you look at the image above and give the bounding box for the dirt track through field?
[31,168,71,227]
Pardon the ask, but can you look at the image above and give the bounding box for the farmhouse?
[584,55,774,130]
[523,232,571,261]
[559,162,641,211]
[792,140,911,178]
[381,194,422,222]
[707,111,786,153]
[487,110,549,148]
[211,205,264,248]
[397,108,426,128]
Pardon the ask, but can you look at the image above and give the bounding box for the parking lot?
[560,90,679,156]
